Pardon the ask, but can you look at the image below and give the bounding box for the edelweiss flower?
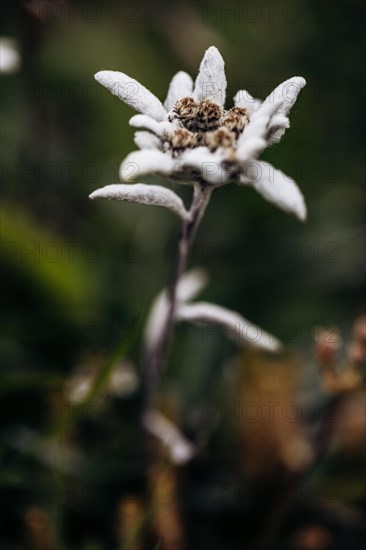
[92,47,307,220]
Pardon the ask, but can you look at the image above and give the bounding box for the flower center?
[172,97,222,131]
[168,97,249,154]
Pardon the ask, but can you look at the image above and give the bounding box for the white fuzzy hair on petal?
[264,77,306,116]
[194,46,227,106]
[134,130,161,150]
[240,161,307,221]
[164,71,194,111]
[236,101,282,163]
[89,183,188,219]
[95,70,167,121]
[180,147,228,185]
[129,114,174,137]
[267,113,290,145]
[234,89,261,114]
[264,77,306,143]
[120,150,175,181]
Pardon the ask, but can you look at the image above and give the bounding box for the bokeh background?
[1,1,365,549]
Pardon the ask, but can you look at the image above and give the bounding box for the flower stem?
[145,181,212,407]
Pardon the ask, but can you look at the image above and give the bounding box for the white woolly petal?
[144,290,169,355]
[267,113,290,145]
[176,268,208,302]
[143,268,207,354]
[120,150,175,181]
[164,71,194,111]
[129,114,174,137]
[89,183,188,219]
[142,410,195,465]
[179,147,228,185]
[264,76,306,115]
[134,131,160,150]
[193,46,227,105]
[238,137,267,163]
[264,76,306,143]
[95,70,167,121]
[0,37,21,73]
[234,89,261,114]
[236,101,282,163]
[176,302,281,352]
[239,161,307,221]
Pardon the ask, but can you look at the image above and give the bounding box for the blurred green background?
[1,1,365,549]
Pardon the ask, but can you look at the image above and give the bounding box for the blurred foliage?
[1,0,365,549]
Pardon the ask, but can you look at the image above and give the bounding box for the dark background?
[1,1,365,549]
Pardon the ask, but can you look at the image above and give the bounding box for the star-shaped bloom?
[92,46,307,220]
